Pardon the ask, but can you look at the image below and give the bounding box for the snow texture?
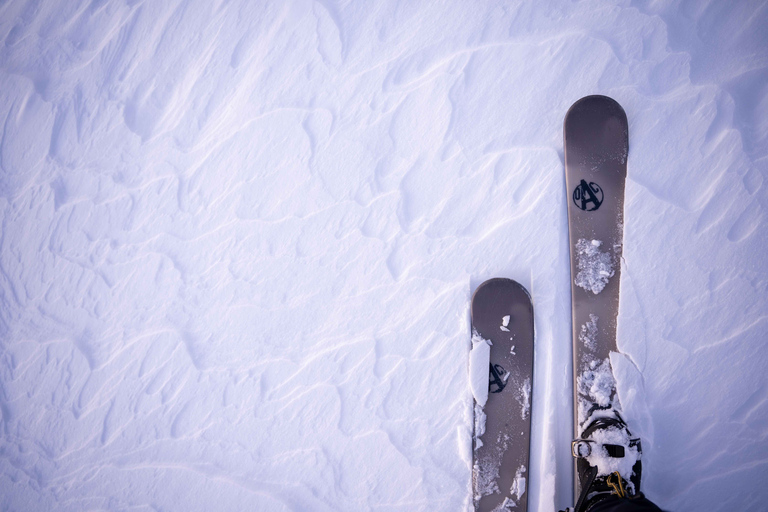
[577,359,618,425]
[574,239,615,294]
[519,377,532,421]
[579,314,599,353]
[474,452,502,500]
[475,403,487,451]
[0,1,766,511]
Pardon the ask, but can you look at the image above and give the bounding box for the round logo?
[573,179,603,211]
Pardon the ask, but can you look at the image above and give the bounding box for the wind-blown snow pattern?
[0,1,766,511]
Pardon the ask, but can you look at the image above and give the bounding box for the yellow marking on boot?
[606,472,626,497]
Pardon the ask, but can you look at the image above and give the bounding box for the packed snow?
[582,423,641,493]
[519,377,532,421]
[510,465,527,503]
[0,0,767,511]
[501,315,511,332]
[574,239,615,295]
[474,448,503,501]
[474,404,488,451]
[579,314,600,353]
[577,358,617,425]
[470,331,492,408]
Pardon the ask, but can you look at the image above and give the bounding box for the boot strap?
[571,437,641,458]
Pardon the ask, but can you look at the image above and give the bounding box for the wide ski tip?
[470,278,534,342]
[564,95,627,125]
[472,277,527,296]
[563,95,629,163]
[471,278,532,312]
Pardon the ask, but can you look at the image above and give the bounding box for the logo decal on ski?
[489,363,507,393]
[573,179,603,211]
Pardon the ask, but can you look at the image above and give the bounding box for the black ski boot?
[571,411,642,512]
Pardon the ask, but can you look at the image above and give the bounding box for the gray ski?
[564,95,629,500]
[470,278,534,511]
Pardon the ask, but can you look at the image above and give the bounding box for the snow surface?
[0,0,767,511]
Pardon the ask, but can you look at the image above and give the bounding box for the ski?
[470,278,534,511]
[564,95,629,501]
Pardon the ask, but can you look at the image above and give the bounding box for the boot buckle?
[571,438,641,458]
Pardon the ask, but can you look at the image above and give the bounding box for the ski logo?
[489,363,507,393]
[573,179,603,211]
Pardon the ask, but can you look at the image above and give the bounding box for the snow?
[474,403,487,450]
[501,315,511,332]
[474,451,502,500]
[510,465,527,503]
[579,314,599,353]
[582,424,641,494]
[470,330,491,407]
[577,358,618,425]
[519,377,532,421]
[0,1,766,511]
[492,497,517,512]
[487,465,526,512]
[574,239,615,295]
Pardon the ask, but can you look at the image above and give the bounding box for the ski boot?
[570,410,642,512]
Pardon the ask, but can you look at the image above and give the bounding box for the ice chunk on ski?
[500,315,511,331]
[491,497,516,511]
[474,403,487,450]
[579,358,615,406]
[474,453,501,498]
[577,358,617,425]
[574,239,614,294]
[487,465,526,512]
[518,378,531,420]
[510,465,527,501]
[470,330,492,407]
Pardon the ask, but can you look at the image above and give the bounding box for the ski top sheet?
[564,96,628,500]
[470,278,534,512]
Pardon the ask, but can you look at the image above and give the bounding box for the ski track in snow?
[0,1,766,510]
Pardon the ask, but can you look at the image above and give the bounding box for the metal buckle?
[572,438,642,459]
[571,439,593,458]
